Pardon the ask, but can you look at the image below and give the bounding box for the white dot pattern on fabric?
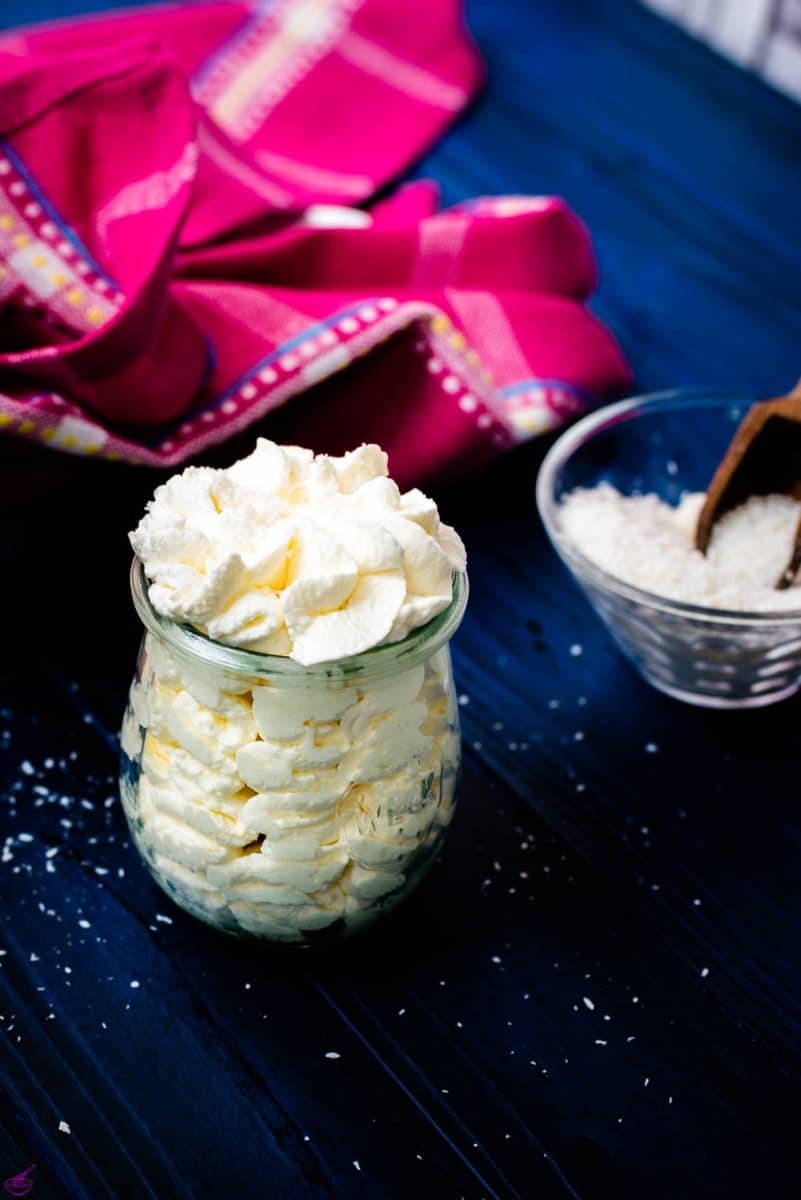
[51,415,107,454]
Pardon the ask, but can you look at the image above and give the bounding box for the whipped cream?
[121,439,466,941]
[121,635,460,940]
[130,440,466,665]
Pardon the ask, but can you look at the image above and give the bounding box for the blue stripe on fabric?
[1,139,119,288]
[499,377,594,407]
[140,298,382,447]
[164,298,374,434]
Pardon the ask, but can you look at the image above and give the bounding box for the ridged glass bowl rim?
[536,387,801,627]
[130,556,468,684]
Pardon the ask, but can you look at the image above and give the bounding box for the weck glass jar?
[120,558,468,942]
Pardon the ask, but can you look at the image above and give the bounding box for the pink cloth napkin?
[0,0,631,488]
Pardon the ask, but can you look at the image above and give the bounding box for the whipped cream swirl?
[130,440,466,665]
[121,634,460,940]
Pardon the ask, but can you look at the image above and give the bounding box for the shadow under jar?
[120,559,468,942]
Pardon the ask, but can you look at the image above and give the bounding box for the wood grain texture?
[2,0,801,1197]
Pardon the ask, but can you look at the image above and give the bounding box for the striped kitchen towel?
[0,0,630,487]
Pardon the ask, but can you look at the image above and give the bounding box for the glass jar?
[120,559,468,942]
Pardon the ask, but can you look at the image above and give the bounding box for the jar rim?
[130,556,468,683]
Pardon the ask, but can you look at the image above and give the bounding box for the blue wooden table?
[2,1,801,1196]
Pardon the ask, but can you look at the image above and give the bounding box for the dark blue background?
[2,1,801,1197]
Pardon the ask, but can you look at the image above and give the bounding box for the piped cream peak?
[130,440,466,665]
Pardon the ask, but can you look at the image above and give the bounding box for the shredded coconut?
[559,485,801,611]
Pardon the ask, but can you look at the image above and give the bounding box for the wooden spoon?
[695,380,801,589]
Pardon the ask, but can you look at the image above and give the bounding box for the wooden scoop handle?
[695,379,801,555]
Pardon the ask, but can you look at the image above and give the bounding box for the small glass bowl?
[536,388,801,709]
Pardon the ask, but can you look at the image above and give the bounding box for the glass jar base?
[133,849,443,946]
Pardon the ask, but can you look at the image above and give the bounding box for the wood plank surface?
[2,0,801,1196]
